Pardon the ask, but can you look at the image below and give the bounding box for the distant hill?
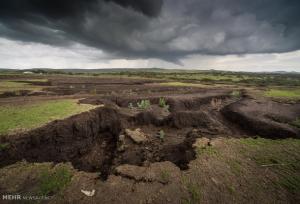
[0,68,299,75]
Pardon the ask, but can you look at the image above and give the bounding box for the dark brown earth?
[0,75,299,203]
[221,97,300,138]
[1,84,299,179]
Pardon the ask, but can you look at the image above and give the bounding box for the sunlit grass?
[159,82,207,87]
[265,89,300,100]
[0,80,42,93]
[0,99,95,135]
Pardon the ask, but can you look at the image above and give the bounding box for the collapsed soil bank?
[1,93,298,180]
[221,98,300,138]
[0,106,199,180]
[0,107,122,178]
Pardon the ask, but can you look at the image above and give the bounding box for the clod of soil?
[125,128,148,144]
[221,98,300,138]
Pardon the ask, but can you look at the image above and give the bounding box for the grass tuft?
[182,183,201,204]
[39,166,72,196]
[196,146,219,156]
[159,97,169,110]
[290,118,300,128]
[0,142,9,151]
[230,90,241,98]
[279,175,300,194]
[160,170,170,183]
[137,99,151,110]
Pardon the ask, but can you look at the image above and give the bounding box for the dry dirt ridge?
[0,92,299,181]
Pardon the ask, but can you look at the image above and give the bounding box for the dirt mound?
[221,98,300,138]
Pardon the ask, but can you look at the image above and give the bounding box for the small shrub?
[230,90,241,98]
[159,98,170,110]
[0,143,9,151]
[128,102,134,109]
[158,130,165,140]
[160,170,170,183]
[137,99,151,110]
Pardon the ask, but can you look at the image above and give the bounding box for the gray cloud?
[0,0,299,62]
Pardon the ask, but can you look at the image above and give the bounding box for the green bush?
[137,99,151,110]
[159,130,165,140]
[128,102,134,109]
[159,98,169,110]
[230,90,241,98]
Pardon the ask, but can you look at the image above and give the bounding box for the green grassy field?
[0,99,95,135]
[108,71,300,86]
[0,80,46,93]
[190,137,300,203]
[265,89,300,100]
[160,82,207,87]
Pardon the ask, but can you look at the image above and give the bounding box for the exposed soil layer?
[0,91,237,180]
[0,104,197,180]
[221,98,300,138]
[0,107,122,179]
[0,75,228,99]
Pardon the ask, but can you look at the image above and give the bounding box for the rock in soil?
[125,128,148,144]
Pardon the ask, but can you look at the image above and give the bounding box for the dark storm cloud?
[0,0,299,61]
[107,0,163,17]
[0,0,162,18]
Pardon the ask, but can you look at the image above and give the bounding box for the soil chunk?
[221,98,300,138]
[115,161,181,184]
[125,128,148,144]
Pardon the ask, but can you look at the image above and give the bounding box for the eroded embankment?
[0,107,122,179]
[221,98,300,138]
[0,106,202,180]
[2,93,298,181]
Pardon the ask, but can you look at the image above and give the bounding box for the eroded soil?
[0,76,299,203]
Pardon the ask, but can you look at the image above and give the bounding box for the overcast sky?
[0,0,300,71]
